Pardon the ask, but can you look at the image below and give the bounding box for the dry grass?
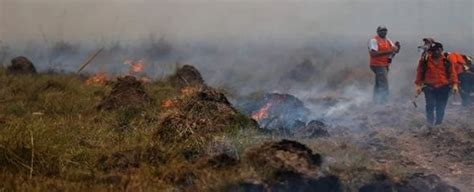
[1,67,468,191]
[0,68,261,191]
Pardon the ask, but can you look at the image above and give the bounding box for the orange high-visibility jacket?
[415,54,459,88]
[369,35,394,67]
[446,52,466,74]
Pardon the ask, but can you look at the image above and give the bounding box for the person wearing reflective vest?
[368,26,400,104]
[446,52,474,106]
[415,42,459,126]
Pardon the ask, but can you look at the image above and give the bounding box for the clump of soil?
[97,76,152,110]
[244,139,341,191]
[168,65,205,87]
[236,93,310,129]
[154,86,255,154]
[245,139,322,179]
[7,56,37,74]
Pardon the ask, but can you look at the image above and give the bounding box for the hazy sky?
[1,0,473,45]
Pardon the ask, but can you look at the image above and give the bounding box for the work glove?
[415,84,423,95]
[452,84,460,94]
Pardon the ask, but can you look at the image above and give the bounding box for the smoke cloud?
[1,0,473,99]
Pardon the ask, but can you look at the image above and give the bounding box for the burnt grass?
[0,66,473,191]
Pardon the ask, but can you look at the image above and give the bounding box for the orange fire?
[124,59,145,75]
[162,99,174,109]
[251,102,272,121]
[139,76,151,83]
[86,72,108,85]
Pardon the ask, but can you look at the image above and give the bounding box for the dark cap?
[428,42,443,51]
[377,26,388,31]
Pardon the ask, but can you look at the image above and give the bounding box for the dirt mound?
[359,173,460,192]
[154,86,255,153]
[244,139,341,191]
[236,93,310,129]
[168,65,205,87]
[97,76,152,110]
[7,56,37,74]
[246,139,322,179]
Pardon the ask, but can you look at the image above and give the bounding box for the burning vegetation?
[84,58,151,86]
[0,60,473,192]
[237,93,310,129]
[251,102,272,121]
[85,71,108,85]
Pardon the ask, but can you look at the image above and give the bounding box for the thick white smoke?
[0,0,472,97]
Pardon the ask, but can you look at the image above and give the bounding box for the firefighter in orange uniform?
[368,26,400,104]
[446,52,473,106]
[415,42,459,125]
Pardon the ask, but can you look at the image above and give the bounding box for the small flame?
[86,72,108,85]
[139,76,151,83]
[162,99,174,109]
[251,102,272,121]
[124,59,145,75]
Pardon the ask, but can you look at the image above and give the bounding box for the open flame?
[251,102,272,121]
[139,76,151,83]
[86,72,108,85]
[124,59,152,83]
[124,59,145,75]
[84,59,152,86]
[162,99,174,109]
